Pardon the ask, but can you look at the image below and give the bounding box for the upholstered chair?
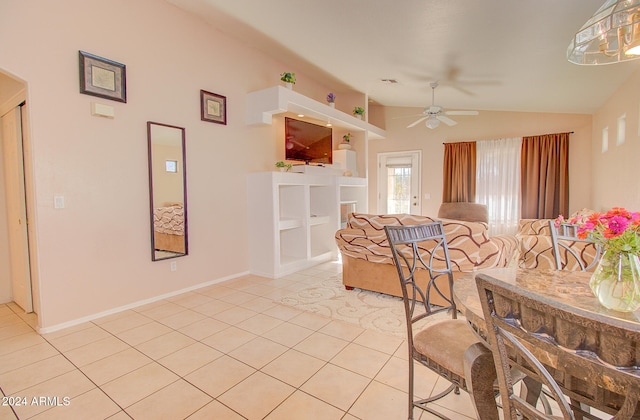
[385,222,493,419]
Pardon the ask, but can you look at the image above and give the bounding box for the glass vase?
[589,250,640,312]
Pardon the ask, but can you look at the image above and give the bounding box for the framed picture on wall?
[79,51,127,103]
[200,90,227,125]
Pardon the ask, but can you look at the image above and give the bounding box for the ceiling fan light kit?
[568,0,640,65]
[405,81,479,129]
[425,117,440,129]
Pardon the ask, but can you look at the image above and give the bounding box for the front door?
[377,151,421,215]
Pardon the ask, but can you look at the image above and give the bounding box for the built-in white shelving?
[247,171,367,278]
[245,86,386,140]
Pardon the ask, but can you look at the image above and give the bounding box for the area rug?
[279,275,449,338]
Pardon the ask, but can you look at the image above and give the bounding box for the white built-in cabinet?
[247,172,366,278]
[245,85,384,277]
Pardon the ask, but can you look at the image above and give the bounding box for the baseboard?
[37,270,250,334]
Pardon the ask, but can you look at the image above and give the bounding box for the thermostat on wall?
[90,102,115,118]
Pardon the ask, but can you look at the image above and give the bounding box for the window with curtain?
[443,132,570,232]
[442,141,476,202]
[476,137,522,235]
[520,133,570,219]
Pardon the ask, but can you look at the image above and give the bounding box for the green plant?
[280,72,296,84]
[275,161,292,171]
[352,106,365,116]
[342,133,351,143]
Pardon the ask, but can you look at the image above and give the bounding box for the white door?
[377,151,421,215]
[2,106,33,312]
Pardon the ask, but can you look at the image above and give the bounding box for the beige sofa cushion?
[437,202,489,223]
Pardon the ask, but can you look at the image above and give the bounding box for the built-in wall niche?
[247,171,365,278]
[617,114,626,145]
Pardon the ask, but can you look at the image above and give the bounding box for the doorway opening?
[0,70,36,316]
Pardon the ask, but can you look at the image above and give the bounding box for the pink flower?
[607,215,629,237]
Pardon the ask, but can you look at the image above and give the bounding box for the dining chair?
[549,220,603,271]
[385,222,487,420]
[476,272,640,419]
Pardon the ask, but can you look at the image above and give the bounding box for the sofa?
[334,213,518,306]
[517,218,599,271]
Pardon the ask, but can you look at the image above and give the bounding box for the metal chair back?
[549,220,602,271]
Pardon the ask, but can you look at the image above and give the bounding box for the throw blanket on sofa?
[337,213,517,272]
[153,204,184,236]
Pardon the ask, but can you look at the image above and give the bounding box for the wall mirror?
[147,121,188,261]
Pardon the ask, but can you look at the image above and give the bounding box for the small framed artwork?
[200,90,227,125]
[79,51,127,103]
[165,160,178,173]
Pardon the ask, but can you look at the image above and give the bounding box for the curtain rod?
[442,131,575,145]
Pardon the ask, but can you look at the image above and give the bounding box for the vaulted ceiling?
[168,0,640,114]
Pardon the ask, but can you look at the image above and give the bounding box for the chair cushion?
[413,319,480,376]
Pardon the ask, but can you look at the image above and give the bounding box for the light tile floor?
[0,263,479,419]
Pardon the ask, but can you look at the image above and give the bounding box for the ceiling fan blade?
[437,115,457,126]
[407,116,428,128]
[438,81,476,96]
[444,110,479,116]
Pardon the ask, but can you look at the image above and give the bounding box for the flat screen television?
[285,117,332,164]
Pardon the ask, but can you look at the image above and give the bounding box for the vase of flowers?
[558,207,640,312]
[326,93,335,108]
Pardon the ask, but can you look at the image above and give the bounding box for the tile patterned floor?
[0,263,479,419]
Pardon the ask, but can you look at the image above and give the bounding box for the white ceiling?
[168,0,640,114]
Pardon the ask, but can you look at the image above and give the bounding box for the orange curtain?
[442,141,476,202]
[520,133,570,219]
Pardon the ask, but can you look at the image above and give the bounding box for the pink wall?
[591,67,640,212]
[0,0,337,329]
[368,106,593,217]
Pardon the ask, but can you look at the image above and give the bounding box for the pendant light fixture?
[568,0,640,65]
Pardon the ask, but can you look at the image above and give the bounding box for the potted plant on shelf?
[275,161,292,172]
[352,106,365,119]
[280,72,296,89]
[326,92,336,108]
[339,133,352,150]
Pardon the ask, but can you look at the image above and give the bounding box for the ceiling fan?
[406,82,479,129]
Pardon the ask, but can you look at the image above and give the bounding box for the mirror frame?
[147,121,188,261]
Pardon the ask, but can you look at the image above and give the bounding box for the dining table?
[453,267,640,420]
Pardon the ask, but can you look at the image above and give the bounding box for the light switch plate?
[54,195,65,209]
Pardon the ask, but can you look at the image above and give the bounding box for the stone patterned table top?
[454,267,640,327]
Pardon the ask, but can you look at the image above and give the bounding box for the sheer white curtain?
[476,137,522,235]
